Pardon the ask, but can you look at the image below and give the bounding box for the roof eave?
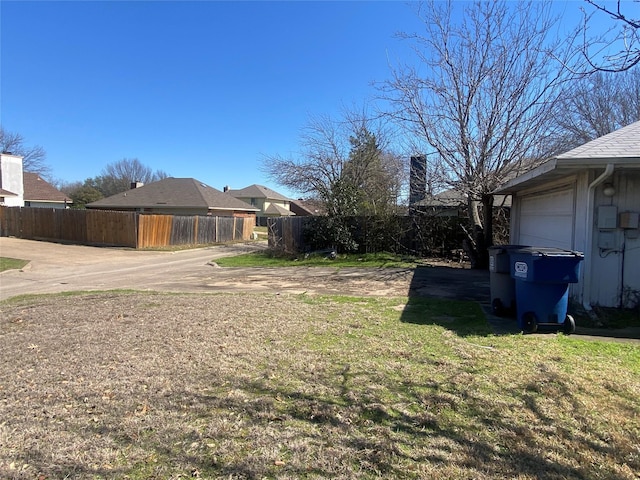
[493,159,558,194]
[209,207,260,212]
[494,156,640,194]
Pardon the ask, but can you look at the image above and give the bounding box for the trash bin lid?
[488,244,527,254]
[512,246,583,258]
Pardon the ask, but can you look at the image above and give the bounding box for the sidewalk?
[480,303,640,344]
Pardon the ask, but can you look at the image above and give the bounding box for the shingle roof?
[87,178,259,211]
[495,121,640,194]
[290,199,324,216]
[227,184,291,201]
[557,120,640,161]
[265,203,295,216]
[23,172,71,203]
[0,188,18,196]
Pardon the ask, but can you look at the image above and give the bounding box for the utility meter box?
[597,205,618,230]
[619,212,639,229]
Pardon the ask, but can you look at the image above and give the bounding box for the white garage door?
[517,187,575,250]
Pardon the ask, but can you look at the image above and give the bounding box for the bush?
[272,208,509,260]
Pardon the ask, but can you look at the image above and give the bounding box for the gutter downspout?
[582,163,615,312]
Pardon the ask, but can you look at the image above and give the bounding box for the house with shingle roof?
[410,188,512,217]
[290,198,325,216]
[23,172,71,208]
[225,184,294,220]
[0,153,71,208]
[495,120,640,309]
[87,178,259,217]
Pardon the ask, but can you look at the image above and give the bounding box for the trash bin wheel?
[492,298,504,316]
[563,314,576,334]
[522,312,537,333]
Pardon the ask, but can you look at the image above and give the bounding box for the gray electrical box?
[598,230,617,249]
[597,205,618,230]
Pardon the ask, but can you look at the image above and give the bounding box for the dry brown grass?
[0,292,638,479]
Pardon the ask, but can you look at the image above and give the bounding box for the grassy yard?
[254,226,268,240]
[0,257,29,272]
[215,251,425,268]
[0,291,638,479]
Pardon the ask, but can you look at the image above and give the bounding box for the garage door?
[517,187,575,249]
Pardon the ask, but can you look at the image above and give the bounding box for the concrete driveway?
[0,238,269,301]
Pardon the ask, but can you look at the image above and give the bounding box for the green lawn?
[0,256,29,272]
[215,251,422,268]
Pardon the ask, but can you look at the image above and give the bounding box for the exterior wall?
[209,209,256,218]
[588,170,640,308]
[90,206,255,217]
[234,196,263,214]
[235,196,290,217]
[0,154,24,207]
[25,201,68,209]
[263,199,290,216]
[139,207,209,215]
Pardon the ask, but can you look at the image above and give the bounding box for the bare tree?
[93,158,169,197]
[555,69,640,148]
[0,126,51,178]
[579,0,640,72]
[382,0,573,268]
[262,108,403,217]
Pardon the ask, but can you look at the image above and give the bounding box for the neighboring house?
[290,198,325,216]
[408,154,512,217]
[23,172,71,208]
[87,177,259,217]
[0,153,71,208]
[411,189,511,217]
[495,120,640,309]
[225,184,294,218]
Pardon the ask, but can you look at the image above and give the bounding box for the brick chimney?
[409,155,427,206]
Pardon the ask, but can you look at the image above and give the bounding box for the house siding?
[234,197,290,217]
[588,171,640,308]
[25,201,69,209]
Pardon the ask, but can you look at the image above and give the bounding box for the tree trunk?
[463,196,491,270]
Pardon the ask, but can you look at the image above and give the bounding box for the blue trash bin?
[510,247,584,333]
[488,245,526,316]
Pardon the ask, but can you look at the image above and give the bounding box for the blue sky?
[0,0,618,198]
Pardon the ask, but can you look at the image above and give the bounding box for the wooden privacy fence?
[0,206,255,248]
[137,214,254,248]
[268,216,311,253]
